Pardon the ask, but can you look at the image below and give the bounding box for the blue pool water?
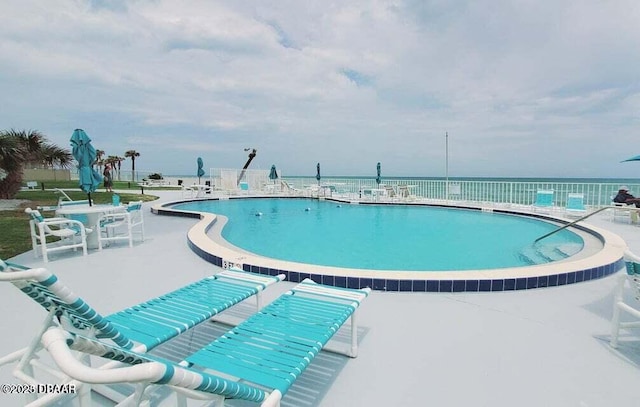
[174,199,584,271]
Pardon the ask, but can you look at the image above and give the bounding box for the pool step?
[519,243,578,265]
[554,242,583,257]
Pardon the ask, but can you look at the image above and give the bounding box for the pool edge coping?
[151,197,626,292]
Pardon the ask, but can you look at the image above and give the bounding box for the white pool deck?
[2,191,640,407]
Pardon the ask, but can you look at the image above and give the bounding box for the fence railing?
[69,168,635,208]
[281,177,636,208]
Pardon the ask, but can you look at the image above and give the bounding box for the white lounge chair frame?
[0,260,285,406]
[40,279,370,407]
[609,199,639,224]
[610,250,640,348]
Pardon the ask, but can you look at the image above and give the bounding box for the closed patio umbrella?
[269,165,278,184]
[621,155,640,163]
[70,129,102,206]
[197,157,205,184]
[316,163,321,185]
[376,162,382,185]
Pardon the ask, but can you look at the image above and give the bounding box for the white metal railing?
[69,168,637,208]
[280,177,638,208]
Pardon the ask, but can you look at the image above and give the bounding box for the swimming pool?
[154,197,625,292]
[172,198,584,271]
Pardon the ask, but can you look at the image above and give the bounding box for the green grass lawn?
[0,188,159,261]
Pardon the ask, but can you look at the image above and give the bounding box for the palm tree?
[125,150,140,182]
[41,144,73,169]
[0,129,70,198]
[0,135,26,198]
[95,149,105,172]
[115,156,125,180]
[105,155,119,169]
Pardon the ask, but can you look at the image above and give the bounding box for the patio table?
[56,204,126,249]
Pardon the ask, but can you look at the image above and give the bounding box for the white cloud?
[1,0,639,177]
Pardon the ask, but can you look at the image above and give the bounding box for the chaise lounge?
[41,279,370,406]
[0,259,284,406]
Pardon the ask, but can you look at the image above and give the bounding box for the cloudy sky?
[1,0,639,178]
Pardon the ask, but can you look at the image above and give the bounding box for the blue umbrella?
[197,157,205,184]
[621,155,640,163]
[316,163,321,185]
[269,165,278,184]
[376,162,382,185]
[70,129,102,206]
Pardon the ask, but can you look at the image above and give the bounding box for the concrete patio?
[1,190,639,407]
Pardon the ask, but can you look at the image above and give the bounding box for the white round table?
[56,204,126,249]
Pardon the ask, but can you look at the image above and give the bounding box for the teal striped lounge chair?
[610,250,640,348]
[0,259,284,406]
[41,279,371,406]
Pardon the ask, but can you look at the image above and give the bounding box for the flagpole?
[445,131,449,202]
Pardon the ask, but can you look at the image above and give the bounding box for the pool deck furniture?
[137,180,171,187]
[610,202,639,224]
[564,193,587,218]
[610,250,640,348]
[97,201,145,250]
[532,189,555,213]
[361,187,386,201]
[56,203,127,249]
[25,208,92,263]
[181,184,196,199]
[40,279,370,406]
[191,184,213,198]
[0,260,285,406]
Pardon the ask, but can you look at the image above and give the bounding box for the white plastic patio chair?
[25,207,92,262]
[97,201,145,249]
[181,184,195,199]
[610,250,640,348]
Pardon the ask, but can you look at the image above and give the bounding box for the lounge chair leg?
[176,392,188,407]
[350,311,359,358]
[610,275,626,348]
[262,390,282,407]
[77,381,91,406]
[12,309,57,404]
[22,363,37,404]
[127,383,151,406]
